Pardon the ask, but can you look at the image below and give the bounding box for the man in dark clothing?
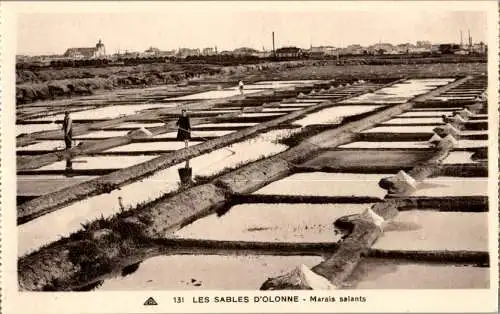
[62,111,73,150]
[176,109,191,148]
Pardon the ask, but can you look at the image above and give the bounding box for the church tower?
[96,39,106,57]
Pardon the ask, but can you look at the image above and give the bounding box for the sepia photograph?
[1,1,498,313]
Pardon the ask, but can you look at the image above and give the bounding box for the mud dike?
[16,76,489,291]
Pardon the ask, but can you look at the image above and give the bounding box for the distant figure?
[176,109,191,148]
[62,111,73,150]
[238,80,244,94]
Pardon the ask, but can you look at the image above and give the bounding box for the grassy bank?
[16,61,486,105]
[16,61,310,105]
[16,64,222,104]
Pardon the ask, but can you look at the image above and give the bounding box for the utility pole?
[460,30,463,47]
[338,38,342,62]
[272,31,276,59]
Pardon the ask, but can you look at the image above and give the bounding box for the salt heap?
[378,170,417,195]
[260,264,336,290]
[127,126,153,137]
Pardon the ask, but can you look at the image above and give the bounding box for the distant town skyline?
[14,2,489,56]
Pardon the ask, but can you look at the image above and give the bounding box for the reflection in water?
[342,258,399,289]
[74,280,104,292]
[121,262,142,277]
[178,160,193,186]
[64,157,74,177]
[65,158,73,171]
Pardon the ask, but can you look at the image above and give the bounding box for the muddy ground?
[269,63,486,80]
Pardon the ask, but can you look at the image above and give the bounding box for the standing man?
[238,80,244,95]
[176,109,191,148]
[62,111,73,150]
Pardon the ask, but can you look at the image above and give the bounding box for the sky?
[14,2,489,56]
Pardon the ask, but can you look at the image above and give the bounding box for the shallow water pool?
[397,111,456,117]
[412,108,464,113]
[457,130,488,136]
[442,151,479,164]
[373,210,488,252]
[339,139,486,150]
[17,175,97,196]
[237,112,285,118]
[455,140,488,149]
[261,107,302,112]
[103,141,202,152]
[16,123,61,136]
[294,99,326,104]
[293,105,384,127]
[97,254,324,290]
[17,141,72,152]
[29,104,167,121]
[108,122,166,129]
[362,125,439,133]
[433,96,476,101]
[74,130,130,139]
[381,117,444,124]
[193,122,259,128]
[338,141,431,149]
[341,79,453,104]
[175,203,369,243]
[168,89,266,100]
[410,177,488,197]
[253,172,389,199]
[36,155,156,171]
[184,109,241,115]
[344,258,488,289]
[277,104,309,108]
